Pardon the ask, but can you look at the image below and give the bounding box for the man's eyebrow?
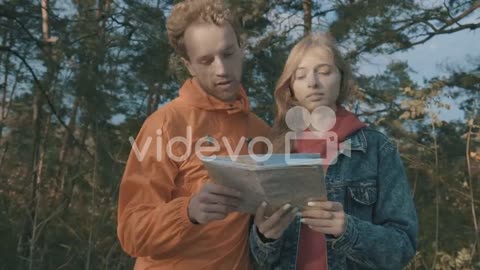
[197,54,213,61]
[196,45,236,61]
[316,63,332,68]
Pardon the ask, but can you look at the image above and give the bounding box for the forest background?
[1,0,479,269]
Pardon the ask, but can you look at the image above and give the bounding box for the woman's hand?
[254,202,298,241]
[300,201,346,237]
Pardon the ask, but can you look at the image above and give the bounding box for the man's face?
[183,22,243,102]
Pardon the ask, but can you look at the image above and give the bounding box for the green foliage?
[0,0,478,269]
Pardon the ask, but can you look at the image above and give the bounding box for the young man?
[117,0,270,269]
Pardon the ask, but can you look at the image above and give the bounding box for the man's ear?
[181,57,196,77]
[239,46,245,59]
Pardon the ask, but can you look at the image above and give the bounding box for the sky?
[358,27,480,122]
[108,19,480,125]
[359,30,480,81]
[100,1,479,124]
[268,2,480,122]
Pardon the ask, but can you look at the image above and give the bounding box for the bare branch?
[312,8,336,18]
[0,46,94,159]
[408,22,480,48]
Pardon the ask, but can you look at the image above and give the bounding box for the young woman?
[249,33,418,270]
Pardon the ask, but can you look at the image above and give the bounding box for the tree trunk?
[41,0,49,41]
[19,1,54,268]
[56,97,80,195]
[1,29,10,139]
[28,115,51,270]
[303,0,312,35]
[146,83,160,116]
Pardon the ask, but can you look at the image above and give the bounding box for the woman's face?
[291,47,341,111]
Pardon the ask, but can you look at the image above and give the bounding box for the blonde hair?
[271,33,355,153]
[166,0,241,60]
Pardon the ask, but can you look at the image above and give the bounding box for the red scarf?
[295,107,366,270]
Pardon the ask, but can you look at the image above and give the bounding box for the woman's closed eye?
[317,66,332,75]
[295,72,307,80]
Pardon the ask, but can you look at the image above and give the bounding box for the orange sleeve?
[117,115,198,258]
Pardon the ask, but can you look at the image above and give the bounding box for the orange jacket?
[117,78,271,269]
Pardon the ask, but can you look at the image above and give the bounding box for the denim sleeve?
[331,141,418,269]
[249,224,285,268]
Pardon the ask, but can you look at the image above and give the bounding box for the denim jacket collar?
[339,129,367,156]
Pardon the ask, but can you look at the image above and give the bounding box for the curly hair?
[166,0,241,60]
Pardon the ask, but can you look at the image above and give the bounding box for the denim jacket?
[250,128,418,270]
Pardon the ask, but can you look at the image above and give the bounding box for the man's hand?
[188,183,242,224]
[300,201,346,237]
[254,202,298,241]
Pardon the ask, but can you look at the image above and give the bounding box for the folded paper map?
[201,154,327,215]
